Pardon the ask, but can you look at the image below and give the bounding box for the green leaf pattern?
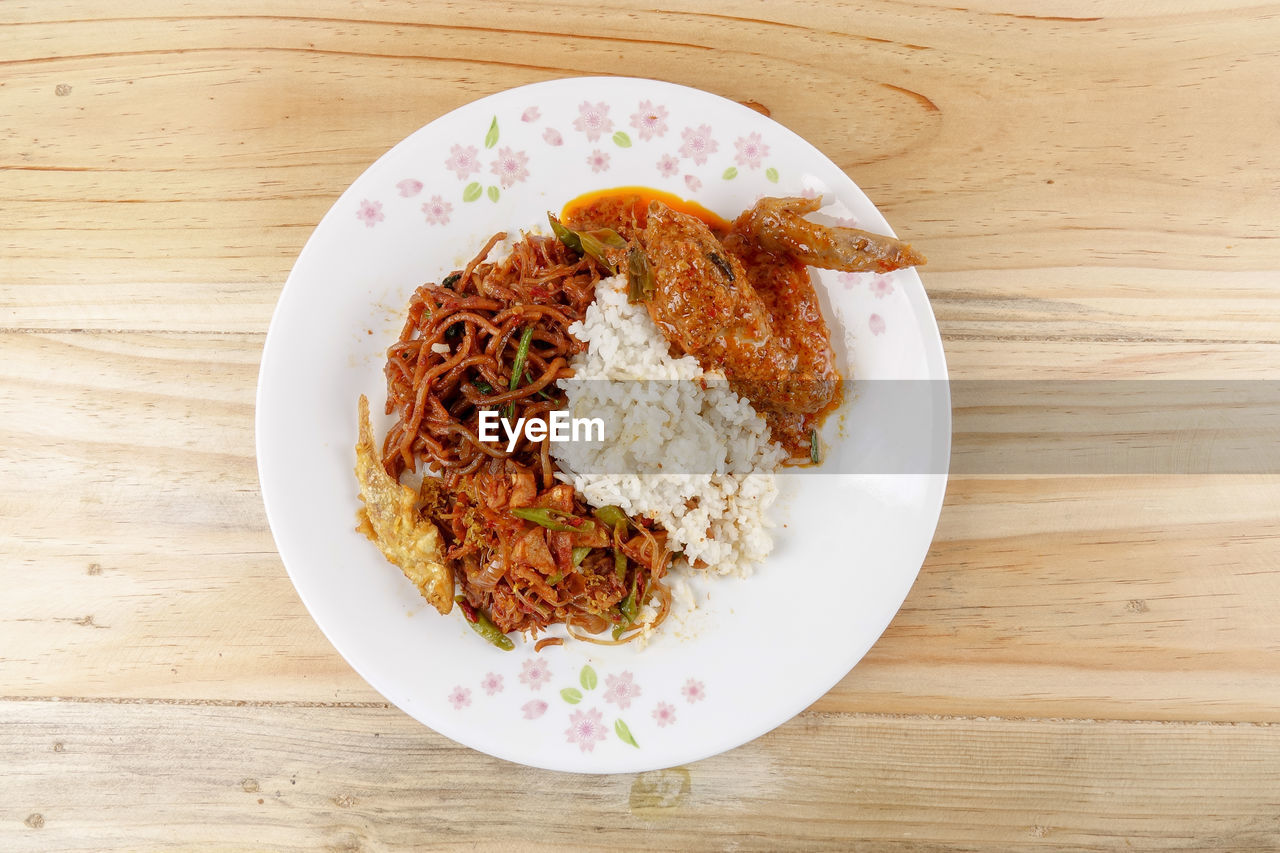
[430,105,783,216]
[615,719,639,748]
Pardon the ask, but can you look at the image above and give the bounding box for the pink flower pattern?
[448,686,471,710]
[869,313,886,336]
[602,671,642,710]
[522,699,548,719]
[480,672,504,696]
[684,174,702,193]
[678,125,718,165]
[733,132,769,169]
[421,195,452,226]
[521,106,541,123]
[800,187,822,200]
[564,708,609,752]
[489,147,530,188]
[869,275,894,299]
[681,678,706,704]
[355,199,383,227]
[444,144,480,180]
[838,271,863,290]
[519,658,552,691]
[656,154,679,178]
[572,101,613,141]
[543,128,563,146]
[586,149,610,174]
[396,179,423,197]
[651,702,677,728]
[629,100,669,140]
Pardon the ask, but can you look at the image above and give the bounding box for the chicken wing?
[732,196,926,273]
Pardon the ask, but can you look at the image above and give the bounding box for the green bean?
[613,571,641,638]
[455,596,514,651]
[592,505,629,530]
[571,547,591,567]
[510,506,589,533]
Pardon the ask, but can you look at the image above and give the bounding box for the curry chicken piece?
[640,199,839,416]
[637,195,925,457]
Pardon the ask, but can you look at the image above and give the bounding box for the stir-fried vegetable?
[455,596,515,651]
[548,212,625,274]
[510,506,592,533]
[509,326,535,393]
[809,428,821,464]
[592,504,629,530]
[571,546,592,567]
[547,213,582,252]
[627,247,654,303]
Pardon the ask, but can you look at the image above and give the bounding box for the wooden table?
[5,2,1279,849]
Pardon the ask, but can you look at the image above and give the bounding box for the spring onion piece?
[810,428,821,464]
[548,213,623,273]
[509,325,534,392]
[571,546,591,567]
[525,369,554,401]
[577,230,618,274]
[455,596,514,651]
[510,506,590,532]
[545,572,564,586]
[441,272,461,289]
[471,378,494,394]
[548,213,581,252]
[592,504,629,530]
[627,247,654,303]
[588,228,627,249]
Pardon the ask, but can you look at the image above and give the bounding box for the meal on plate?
[355,189,925,649]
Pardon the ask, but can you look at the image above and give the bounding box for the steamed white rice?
[551,276,784,577]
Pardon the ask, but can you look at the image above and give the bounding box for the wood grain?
[3,331,1278,721]
[3,1,1279,848]
[3,700,1279,852]
[4,2,1278,285]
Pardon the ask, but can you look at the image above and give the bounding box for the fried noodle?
[379,231,671,642]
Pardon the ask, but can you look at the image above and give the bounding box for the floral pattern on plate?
[449,662,704,754]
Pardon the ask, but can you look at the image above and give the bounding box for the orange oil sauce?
[562,186,732,232]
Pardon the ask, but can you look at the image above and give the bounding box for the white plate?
[256,77,949,773]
